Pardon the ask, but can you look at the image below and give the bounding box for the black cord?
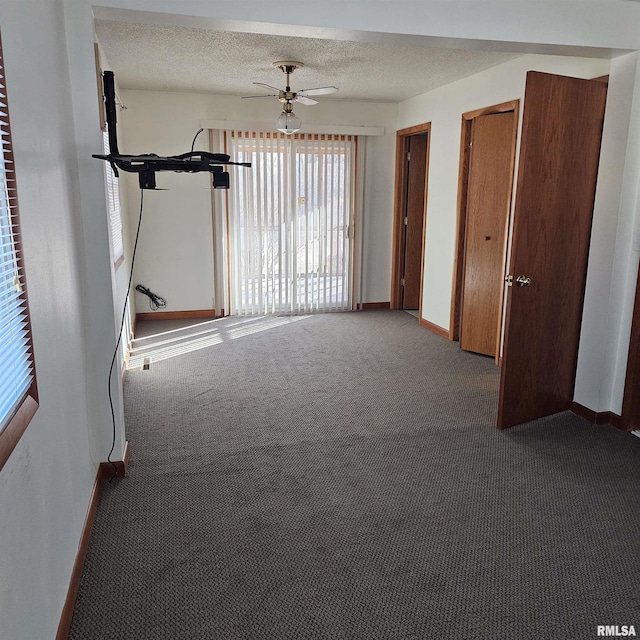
[190,127,204,155]
[107,188,144,482]
[174,128,205,174]
[135,284,166,311]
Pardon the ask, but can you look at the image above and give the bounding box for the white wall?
[97,41,136,357]
[65,1,128,466]
[0,1,99,639]
[120,90,397,311]
[575,53,640,413]
[596,54,640,414]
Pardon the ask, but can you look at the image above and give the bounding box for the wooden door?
[460,112,516,356]
[498,71,607,429]
[403,134,428,309]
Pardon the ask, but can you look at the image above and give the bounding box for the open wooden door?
[498,71,607,430]
[403,134,428,310]
[391,124,430,312]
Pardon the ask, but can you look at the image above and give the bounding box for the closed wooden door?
[460,112,516,356]
[403,134,428,309]
[498,71,607,429]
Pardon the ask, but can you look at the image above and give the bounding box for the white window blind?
[227,131,356,315]
[103,127,124,263]
[0,40,37,434]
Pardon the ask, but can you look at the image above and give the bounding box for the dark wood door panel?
[498,71,607,429]
[403,134,427,310]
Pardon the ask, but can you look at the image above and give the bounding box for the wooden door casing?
[498,72,607,429]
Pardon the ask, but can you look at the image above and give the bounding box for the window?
[227,131,356,315]
[0,32,39,470]
[94,44,124,267]
[103,126,124,266]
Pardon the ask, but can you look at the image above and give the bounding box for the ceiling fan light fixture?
[276,108,301,135]
[244,60,338,131]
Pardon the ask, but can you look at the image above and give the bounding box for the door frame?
[450,100,520,360]
[391,122,431,315]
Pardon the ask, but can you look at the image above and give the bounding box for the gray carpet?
[69,311,640,639]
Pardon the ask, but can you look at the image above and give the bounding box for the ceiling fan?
[243,61,338,134]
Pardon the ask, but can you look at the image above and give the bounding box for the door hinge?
[406,151,411,161]
[404,216,408,226]
[401,278,405,286]
[505,274,513,287]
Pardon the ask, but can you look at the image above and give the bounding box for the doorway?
[391,123,431,314]
[451,101,519,362]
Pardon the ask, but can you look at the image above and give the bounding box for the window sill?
[0,394,39,471]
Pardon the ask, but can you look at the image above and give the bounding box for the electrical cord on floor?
[135,284,167,311]
[107,188,145,482]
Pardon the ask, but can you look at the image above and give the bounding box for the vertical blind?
[0,38,36,433]
[227,131,356,315]
[103,127,124,263]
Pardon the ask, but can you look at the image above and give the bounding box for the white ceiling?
[95,20,524,103]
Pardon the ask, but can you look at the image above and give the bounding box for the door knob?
[515,275,531,287]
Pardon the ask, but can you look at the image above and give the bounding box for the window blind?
[0,37,37,434]
[227,131,356,315]
[103,127,124,263]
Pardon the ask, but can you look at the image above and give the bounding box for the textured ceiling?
[95,20,523,103]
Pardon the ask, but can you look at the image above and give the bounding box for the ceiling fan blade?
[253,82,283,93]
[242,94,279,99]
[294,95,319,106]
[298,86,339,97]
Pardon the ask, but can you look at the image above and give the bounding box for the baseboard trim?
[359,302,391,310]
[56,440,130,639]
[136,309,218,322]
[99,440,130,479]
[570,402,627,431]
[419,316,451,340]
[55,469,102,640]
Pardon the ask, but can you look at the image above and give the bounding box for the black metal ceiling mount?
[92,71,250,189]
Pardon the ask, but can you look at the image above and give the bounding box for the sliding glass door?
[227,132,356,315]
